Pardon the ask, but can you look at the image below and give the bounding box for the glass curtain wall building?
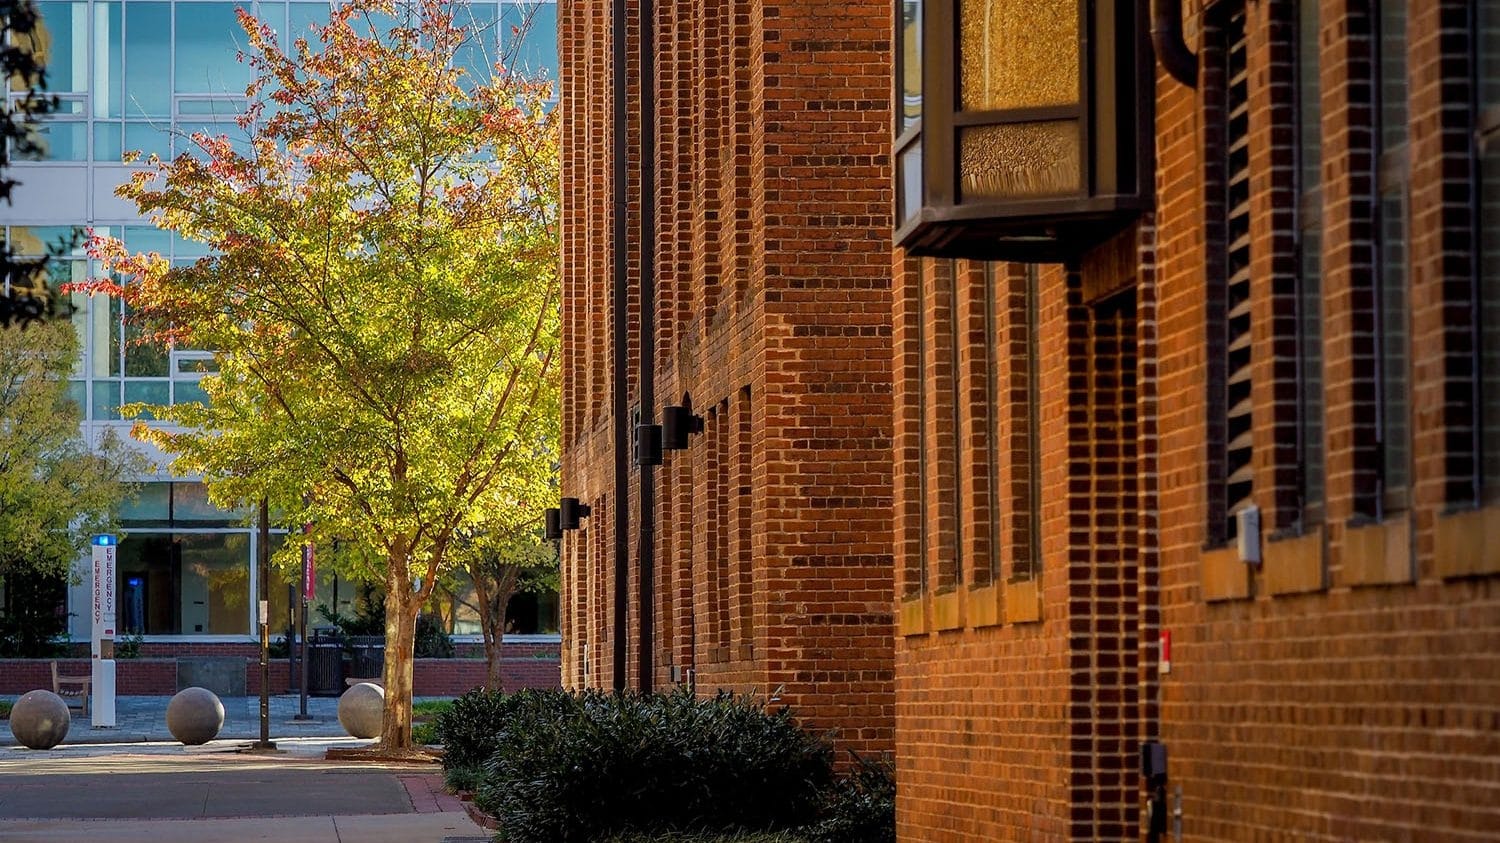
[3,0,558,642]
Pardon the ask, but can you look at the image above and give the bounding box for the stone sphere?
[9,690,70,750]
[166,686,225,745]
[338,682,384,739]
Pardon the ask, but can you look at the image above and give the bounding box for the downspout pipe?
[611,0,629,694]
[1151,0,1197,88]
[637,0,657,693]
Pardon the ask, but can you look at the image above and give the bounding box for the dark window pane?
[1298,0,1319,190]
[1378,0,1405,152]
[1481,0,1500,109]
[1379,190,1409,512]
[179,532,250,634]
[1299,227,1324,521]
[121,482,171,525]
[118,533,179,634]
[1480,137,1500,498]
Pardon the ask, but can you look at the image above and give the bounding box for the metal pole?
[294,525,312,720]
[255,499,276,749]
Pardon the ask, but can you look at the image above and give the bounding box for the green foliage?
[443,764,485,795]
[80,0,559,748]
[114,630,144,659]
[804,754,895,843]
[415,613,454,658]
[0,572,69,658]
[412,699,454,718]
[434,687,541,772]
[600,828,816,834]
[317,587,385,637]
[0,0,69,330]
[0,699,12,720]
[0,322,144,586]
[463,688,834,843]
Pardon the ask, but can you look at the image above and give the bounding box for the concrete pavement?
[0,749,487,842]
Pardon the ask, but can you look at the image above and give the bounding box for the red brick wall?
[893,238,1156,842]
[2,647,560,697]
[558,0,896,758]
[1150,1,1500,838]
[894,2,1500,840]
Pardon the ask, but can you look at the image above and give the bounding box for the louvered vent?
[1222,6,1253,540]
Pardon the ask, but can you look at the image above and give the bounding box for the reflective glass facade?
[3,0,559,639]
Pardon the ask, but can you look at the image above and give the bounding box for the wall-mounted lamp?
[560,497,592,531]
[544,508,562,541]
[662,405,704,451]
[635,423,664,466]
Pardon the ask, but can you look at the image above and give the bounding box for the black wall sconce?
[560,497,591,531]
[662,405,704,451]
[635,423,664,466]
[544,507,562,541]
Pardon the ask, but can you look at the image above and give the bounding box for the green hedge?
[437,687,892,843]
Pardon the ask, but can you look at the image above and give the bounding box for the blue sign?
[92,534,117,547]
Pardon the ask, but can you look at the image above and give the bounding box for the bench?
[345,677,383,688]
[51,661,90,715]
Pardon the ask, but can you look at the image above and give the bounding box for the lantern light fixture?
[894,0,1153,261]
[662,405,704,451]
[560,497,592,531]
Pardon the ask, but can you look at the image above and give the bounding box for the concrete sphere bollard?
[9,689,71,750]
[338,682,384,739]
[166,686,225,745]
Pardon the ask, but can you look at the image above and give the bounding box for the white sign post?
[90,535,117,728]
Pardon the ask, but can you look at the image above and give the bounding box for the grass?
[412,699,454,718]
[411,698,453,745]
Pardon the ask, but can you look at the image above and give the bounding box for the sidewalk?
[0,694,450,747]
[0,747,485,842]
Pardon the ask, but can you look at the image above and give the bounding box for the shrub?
[474,688,834,843]
[444,764,485,794]
[435,687,570,772]
[0,699,12,720]
[806,753,895,843]
[603,833,809,843]
[414,613,454,658]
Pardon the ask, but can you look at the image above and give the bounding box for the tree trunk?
[471,564,518,691]
[380,577,420,752]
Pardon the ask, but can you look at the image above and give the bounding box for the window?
[1296,0,1324,525]
[895,0,921,225]
[118,531,251,635]
[1371,0,1410,519]
[1477,0,1500,502]
[1207,2,1253,544]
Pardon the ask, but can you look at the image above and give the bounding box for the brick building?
[892,0,1500,840]
[556,0,897,757]
[560,0,1500,839]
